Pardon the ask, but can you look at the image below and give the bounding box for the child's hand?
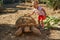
[28,14,31,17]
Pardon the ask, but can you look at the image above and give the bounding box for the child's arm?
[29,12,34,16]
[42,8,47,16]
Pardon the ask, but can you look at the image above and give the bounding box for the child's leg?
[38,15,45,28]
[38,20,40,26]
[40,20,44,28]
[40,15,46,28]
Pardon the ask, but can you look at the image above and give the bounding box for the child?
[29,1,46,29]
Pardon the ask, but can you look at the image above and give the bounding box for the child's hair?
[32,0,39,5]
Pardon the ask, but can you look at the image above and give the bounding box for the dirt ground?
[0,3,60,40]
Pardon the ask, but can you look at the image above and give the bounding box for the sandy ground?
[0,3,60,40]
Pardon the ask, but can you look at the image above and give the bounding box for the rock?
[11,36,16,38]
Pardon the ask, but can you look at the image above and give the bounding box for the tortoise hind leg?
[31,26,41,35]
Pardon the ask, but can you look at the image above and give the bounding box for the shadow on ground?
[0,24,51,40]
[0,24,60,40]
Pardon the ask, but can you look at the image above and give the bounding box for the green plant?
[44,16,60,29]
[39,0,47,4]
[46,0,60,10]
[0,0,3,6]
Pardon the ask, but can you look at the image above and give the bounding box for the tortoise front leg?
[15,27,22,36]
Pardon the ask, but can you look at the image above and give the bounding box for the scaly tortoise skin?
[15,14,41,36]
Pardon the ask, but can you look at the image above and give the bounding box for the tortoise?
[15,14,41,36]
